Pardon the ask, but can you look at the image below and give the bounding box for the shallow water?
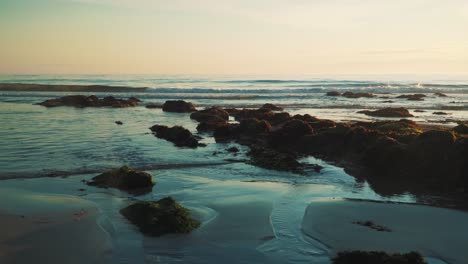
[0,75,467,263]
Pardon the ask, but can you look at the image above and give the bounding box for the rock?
[231,108,273,121]
[397,94,426,101]
[145,103,161,109]
[266,112,291,125]
[87,166,154,193]
[214,124,239,142]
[332,251,427,264]
[270,119,313,146]
[120,197,200,236]
[342,92,374,98]
[238,118,272,135]
[434,92,448,97]
[354,119,422,135]
[260,103,283,111]
[352,220,391,232]
[149,125,201,148]
[196,120,227,133]
[162,100,196,113]
[248,145,303,172]
[37,95,140,108]
[433,111,449,115]
[453,124,468,134]
[292,114,320,122]
[226,147,239,153]
[190,106,229,122]
[308,119,336,130]
[115,121,123,125]
[326,91,341,96]
[358,107,414,117]
[382,100,394,103]
[414,110,425,112]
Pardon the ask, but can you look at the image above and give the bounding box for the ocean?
[0,75,467,263]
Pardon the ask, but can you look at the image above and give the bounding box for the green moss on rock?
[87,166,155,193]
[120,197,200,236]
[333,251,427,264]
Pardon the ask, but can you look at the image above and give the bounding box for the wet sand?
[302,199,468,264]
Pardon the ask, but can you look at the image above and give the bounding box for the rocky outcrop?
[37,95,140,108]
[397,94,426,101]
[87,166,154,193]
[150,125,201,148]
[326,91,341,96]
[162,100,196,112]
[342,92,374,98]
[120,197,200,236]
[260,103,283,111]
[190,106,229,122]
[433,111,449,115]
[453,124,468,135]
[434,92,448,97]
[358,108,414,117]
[332,251,427,264]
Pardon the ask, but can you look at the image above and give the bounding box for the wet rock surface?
[162,100,196,112]
[397,94,426,101]
[120,196,200,236]
[87,166,154,193]
[358,107,414,117]
[37,95,140,108]
[150,125,202,148]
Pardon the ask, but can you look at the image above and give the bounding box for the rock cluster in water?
[120,196,200,236]
[358,107,414,117]
[37,95,140,108]
[162,100,197,112]
[87,166,154,193]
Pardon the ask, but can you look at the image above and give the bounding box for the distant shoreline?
[0,83,148,92]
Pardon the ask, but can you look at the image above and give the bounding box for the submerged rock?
[433,111,449,115]
[150,125,201,148]
[397,94,426,101]
[342,92,374,98]
[326,91,341,96]
[434,92,448,97]
[37,95,140,108]
[260,103,283,111]
[332,251,427,264]
[120,197,200,236]
[358,107,414,117]
[87,166,154,193]
[162,100,196,113]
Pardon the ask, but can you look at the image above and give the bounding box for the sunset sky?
[1,0,467,75]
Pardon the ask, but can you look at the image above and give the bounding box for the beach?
[0,76,467,263]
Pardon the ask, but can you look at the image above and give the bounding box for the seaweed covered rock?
[120,197,200,236]
[87,166,154,193]
[354,119,422,136]
[162,100,196,113]
[37,95,140,108]
[260,103,283,111]
[332,251,427,264]
[150,125,201,148]
[358,108,414,118]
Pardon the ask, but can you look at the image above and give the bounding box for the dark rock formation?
[238,118,272,136]
[453,124,468,135]
[260,103,283,111]
[226,147,239,153]
[115,121,123,125]
[326,91,341,96]
[358,108,414,117]
[190,106,229,122]
[433,111,449,115]
[332,251,427,264]
[162,100,196,113]
[37,95,140,108]
[270,119,314,146]
[247,146,303,172]
[397,94,426,101]
[342,92,374,98]
[352,220,391,232]
[434,92,448,97]
[87,166,154,193]
[120,197,200,236]
[150,125,201,148]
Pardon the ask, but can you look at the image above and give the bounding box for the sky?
[0,0,467,75]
